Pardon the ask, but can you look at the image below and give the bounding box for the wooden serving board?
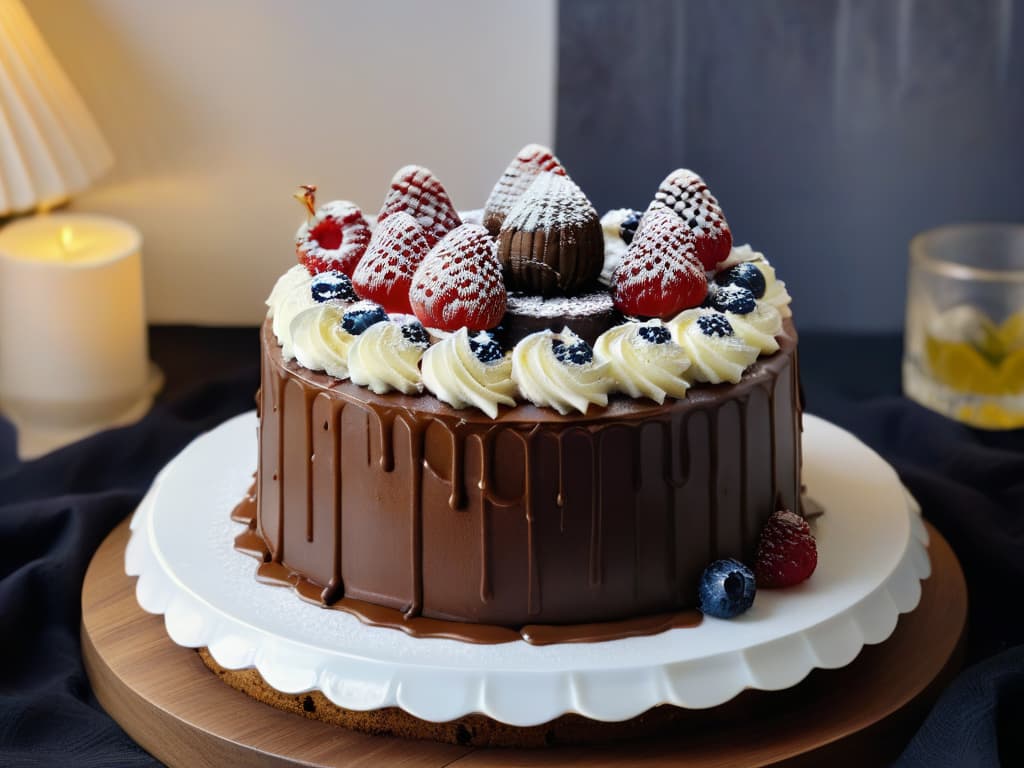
[82,518,967,767]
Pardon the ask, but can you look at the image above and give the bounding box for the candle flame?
[60,226,74,251]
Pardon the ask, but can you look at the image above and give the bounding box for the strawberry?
[611,207,707,319]
[351,212,431,314]
[409,224,506,332]
[649,169,732,269]
[754,509,818,588]
[378,165,461,247]
[483,143,567,234]
[294,186,371,276]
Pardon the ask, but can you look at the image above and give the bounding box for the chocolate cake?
[241,146,802,645]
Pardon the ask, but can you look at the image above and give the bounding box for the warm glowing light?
[59,226,75,256]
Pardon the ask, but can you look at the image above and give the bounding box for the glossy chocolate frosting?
[252,317,802,632]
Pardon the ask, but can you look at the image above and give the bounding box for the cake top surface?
[270,144,794,418]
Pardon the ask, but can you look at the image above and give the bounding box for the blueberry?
[341,303,388,335]
[618,209,643,244]
[469,331,503,363]
[710,284,756,315]
[552,337,594,365]
[715,263,766,299]
[696,313,734,338]
[311,270,357,303]
[400,320,429,348]
[698,558,756,619]
[638,325,672,344]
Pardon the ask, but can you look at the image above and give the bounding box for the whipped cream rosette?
[668,309,759,384]
[720,245,792,319]
[267,264,316,359]
[598,208,634,287]
[726,301,783,354]
[421,329,517,418]
[594,321,691,404]
[511,328,612,415]
[348,320,427,395]
[289,302,356,379]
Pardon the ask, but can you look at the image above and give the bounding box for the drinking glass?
[903,223,1024,429]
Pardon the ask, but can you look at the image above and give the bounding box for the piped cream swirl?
[289,302,355,379]
[726,302,783,354]
[511,329,611,415]
[668,309,759,384]
[594,321,691,403]
[421,329,517,418]
[348,321,426,395]
[719,244,792,318]
[267,264,316,359]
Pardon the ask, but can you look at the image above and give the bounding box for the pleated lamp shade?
[0,0,113,215]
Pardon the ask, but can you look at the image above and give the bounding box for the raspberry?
[378,165,461,247]
[483,143,567,234]
[754,509,818,588]
[351,212,431,314]
[649,169,732,269]
[611,207,707,319]
[409,224,506,332]
[294,190,371,276]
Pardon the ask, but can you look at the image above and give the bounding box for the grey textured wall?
[557,0,1024,332]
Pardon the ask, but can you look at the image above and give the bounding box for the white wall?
[25,0,557,325]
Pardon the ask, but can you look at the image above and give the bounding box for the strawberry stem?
[294,185,317,220]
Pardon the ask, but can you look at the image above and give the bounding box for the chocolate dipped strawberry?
[483,143,566,234]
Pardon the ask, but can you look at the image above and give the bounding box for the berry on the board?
[754,509,818,588]
[649,169,732,270]
[637,325,672,344]
[696,313,734,338]
[351,212,431,314]
[294,187,372,276]
[710,284,756,315]
[698,558,757,619]
[469,330,503,363]
[552,337,594,365]
[399,319,430,348]
[341,302,388,336]
[310,270,357,303]
[715,262,766,299]
[378,165,462,247]
[619,209,643,244]
[409,224,507,332]
[611,207,707,319]
[483,143,567,234]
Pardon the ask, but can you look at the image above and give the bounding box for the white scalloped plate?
[126,412,929,727]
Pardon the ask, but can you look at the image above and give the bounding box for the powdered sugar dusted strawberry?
[755,509,818,588]
[611,207,707,319]
[648,169,732,269]
[410,224,506,332]
[294,186,371,276]
[351,212,430,314]
[378,165,461,247]
[483,143,567,234]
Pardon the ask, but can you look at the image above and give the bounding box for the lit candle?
[0,213,155,457]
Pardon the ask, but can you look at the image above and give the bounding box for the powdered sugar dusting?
[351,212,430,313]
[295,200,371,276]
[378,165,461,247]
[648,169,731,268]
[507,289,613,319]
[483,144,566,233]
[501,172,597,234]
[409,224,506,331]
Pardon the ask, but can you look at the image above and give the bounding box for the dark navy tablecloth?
[0,328,1021,767]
